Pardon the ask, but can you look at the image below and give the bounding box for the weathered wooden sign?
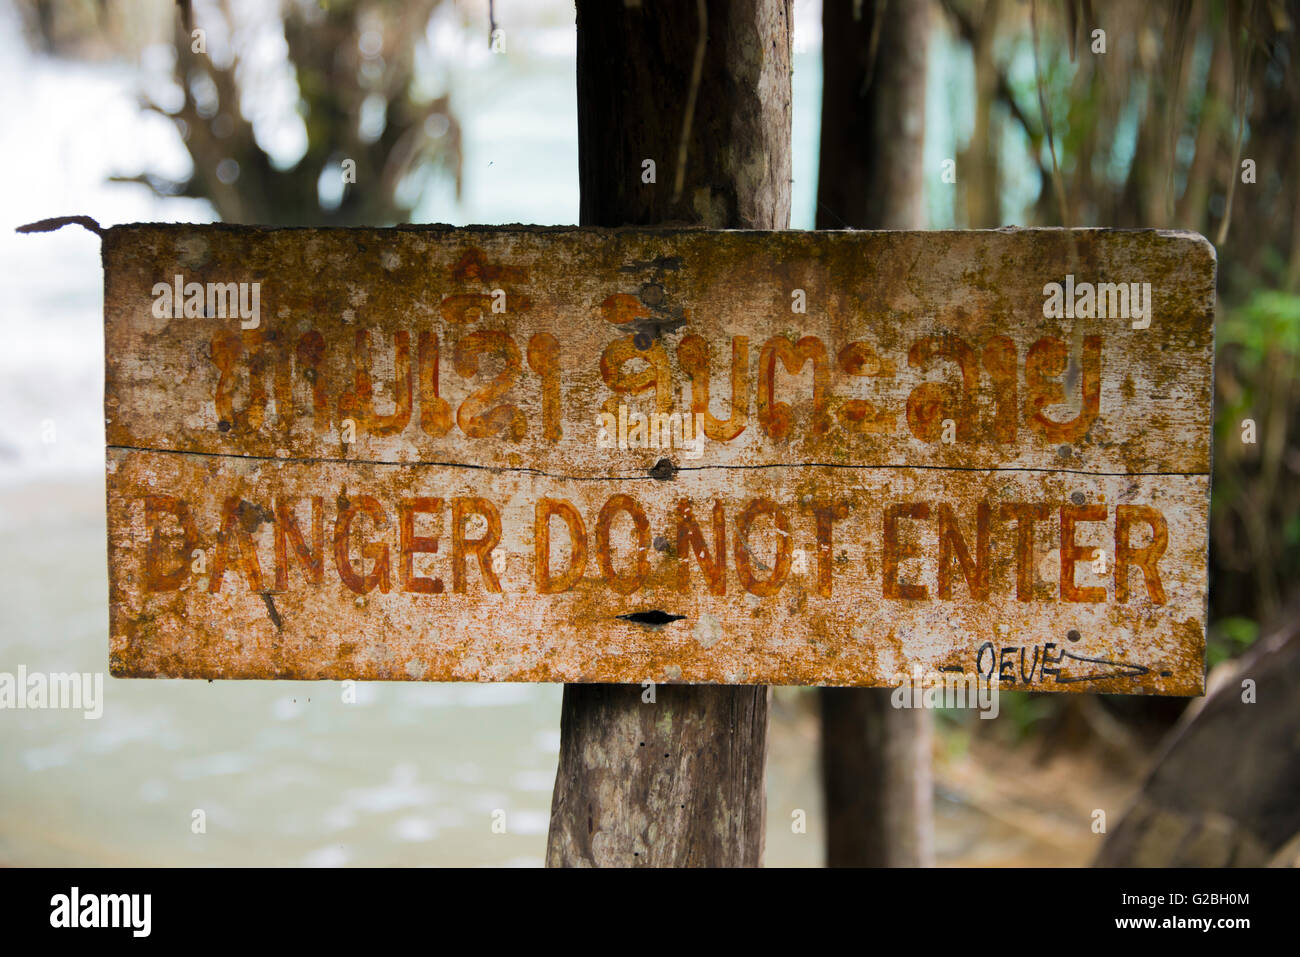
[103,225,1214,693]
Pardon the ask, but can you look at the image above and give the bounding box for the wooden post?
[815,0,935,868]
[546,0,792,867]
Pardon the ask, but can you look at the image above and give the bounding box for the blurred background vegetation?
[15,0,464,223]
[928,0,1300,749]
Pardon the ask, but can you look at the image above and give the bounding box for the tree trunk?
[816,0,928,230]
[815,0,935,868]
[1095,600,1300,867]
[546,0,792,868]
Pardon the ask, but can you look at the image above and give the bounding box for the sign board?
[103,225,1214,693]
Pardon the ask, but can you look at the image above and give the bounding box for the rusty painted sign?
[102,225,1214,693]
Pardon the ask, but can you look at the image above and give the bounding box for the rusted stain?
[102,224,1215,693]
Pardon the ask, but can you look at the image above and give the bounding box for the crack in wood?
[106,444,1207,480]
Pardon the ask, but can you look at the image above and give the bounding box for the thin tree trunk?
[963,0,1001,229]
[815,0,935,868]
[546,0,792,868]
[820,687,934,866]
[817,0,928,229]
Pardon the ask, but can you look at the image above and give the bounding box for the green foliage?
[1207,616,1259,668]
[938,691,1053,742]
[1219,290,1300,362]
[1211,287,1300,630]
[934,718,971,760]
[994,691,1056,740]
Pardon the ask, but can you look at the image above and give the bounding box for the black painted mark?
[630,312,688,342]
[649,458,677,481]
[618,256,683,273]
[1051,649,1149,684]
[975,641,1150,686]
[619,610,687,626]
[260,592,283,631]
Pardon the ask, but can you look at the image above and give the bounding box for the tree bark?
[815,0,935,868]
[573,0,791,229]
[816,0,928,230]
[1095,602,1300,867]
[546,0,791,868]
[819,688,934,866]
